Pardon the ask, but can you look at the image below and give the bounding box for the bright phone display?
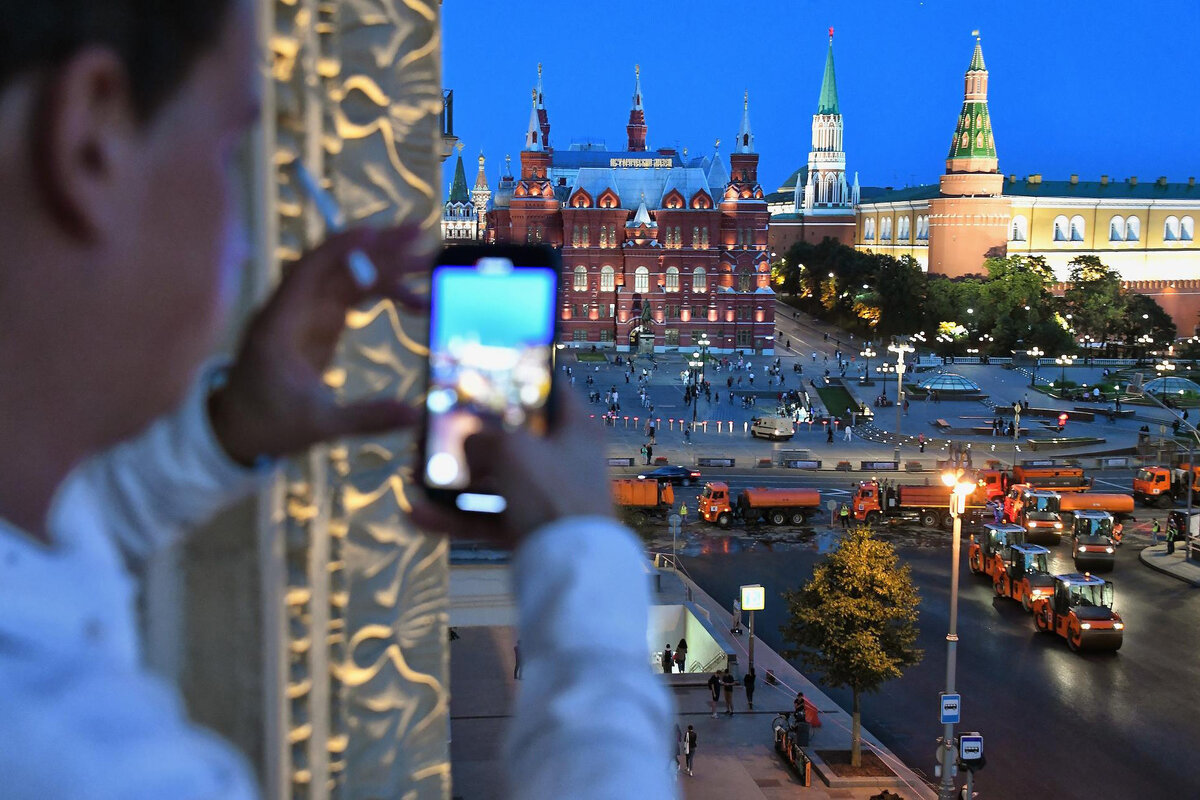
[422,248,558,512]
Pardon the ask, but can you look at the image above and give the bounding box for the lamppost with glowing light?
[877,363,895,399]
[1028,346,1044,387]
[1055,354,1075,389]
[888,338,915,460]
[936,466,976,800]
[860,345,876,385]
[689,350,704,426]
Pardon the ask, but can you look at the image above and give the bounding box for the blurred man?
[0,2,671,798]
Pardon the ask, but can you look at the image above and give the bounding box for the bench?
[933,419,952,430]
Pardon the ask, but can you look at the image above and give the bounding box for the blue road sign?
[940,693,961,724]
[960,734,983,761]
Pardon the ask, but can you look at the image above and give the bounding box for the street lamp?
[888,338,916,460]
[1055,354,1075,388]
[877,363,896,398]
[1028,346,1044,387]
[860,345,876,385]
[690,350,703,426]
[936,468,976,800]
[740,584,765,675]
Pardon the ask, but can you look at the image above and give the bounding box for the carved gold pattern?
[269,0,447,797]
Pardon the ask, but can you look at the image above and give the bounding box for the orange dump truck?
[977,465,1092,501]
[1132,465,1200,506]
[699,481,821,528]
[611,479,675,524]
[852,479,991,530]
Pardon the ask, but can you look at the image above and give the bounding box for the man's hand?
[411,385,615,548]
[208,225,433,465]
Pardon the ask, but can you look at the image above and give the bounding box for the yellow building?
[854,37,1200,330]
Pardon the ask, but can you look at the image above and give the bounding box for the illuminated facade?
[442,143,490,241]
[853,36,1200,330]
[488,68,775,353]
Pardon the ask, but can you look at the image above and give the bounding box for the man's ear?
[32,47,137,242]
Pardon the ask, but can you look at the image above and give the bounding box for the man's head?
[0,0,259,449]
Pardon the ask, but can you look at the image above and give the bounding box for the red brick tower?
[626,65,647,152]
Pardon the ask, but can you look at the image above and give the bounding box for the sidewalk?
[1138,543,1200,586]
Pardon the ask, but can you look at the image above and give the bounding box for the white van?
[750,416,795,441]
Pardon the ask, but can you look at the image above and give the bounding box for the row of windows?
[1019,214,1197,244]
[572,265,711,294]
[862,215,930,242]
[569,328,755,346]
[570,224,716,249]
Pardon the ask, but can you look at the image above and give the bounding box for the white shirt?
[0,371,674,800]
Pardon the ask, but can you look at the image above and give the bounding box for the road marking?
[1093,477,1130,491]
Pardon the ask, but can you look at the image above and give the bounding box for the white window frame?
[634,266,650,294]
[600,265,615,292]
[693,267,707,293]
[573,265,588,291]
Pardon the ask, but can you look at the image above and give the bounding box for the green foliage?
[780,527,923,766]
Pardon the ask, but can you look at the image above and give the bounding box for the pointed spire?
[448,143,469,203]
[504,154,512,177]
[946,33,997,172]
[736,90,755,153]
[474,152,488,190]
[535,63,551,148]
[626,65,648,151]
[524,88,542,151]
[969,30,986,71]
[536,62,545,107]
[817,30,839,115]
[852,171,860,205]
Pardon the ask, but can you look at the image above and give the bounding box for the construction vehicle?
[977,465,1092,501]
[851,479,991,529]
[992,543,1055,612]
[611,479,675,525]
[968,523,1026,581]
[1057,492,1134,527]
[1002,486,1066,542]
[1132,464,1200,506]
[1032,573,1124,652]
[698,481,821,528]
[1070,510,1118,571]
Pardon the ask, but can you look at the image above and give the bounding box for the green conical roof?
[449,153,469,203]
[969,39,986,71]
[816,39,839,115]
[947,102,997,161]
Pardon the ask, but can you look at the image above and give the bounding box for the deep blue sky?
[443,0,1200,197]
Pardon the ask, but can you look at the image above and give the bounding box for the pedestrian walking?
[676,638,688,673]
[707,672,721,718]
[674,723,684,775]
[743,668,756,710]
[514,640,522,680]
[826,425,834,444]
[721,670,735,716]
[844,424,853,442]
[731,596,743,634]
[646,443,654,463]
[839,503,850,528]
[660,645,674,674]
[1167,521,1178,555]
[918,432,926,453]
[1152,518,1162,544]
[684,425,691,444]
[641,444,649,465]
[684,725,697,776]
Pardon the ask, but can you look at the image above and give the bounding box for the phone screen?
[423,259,557,511]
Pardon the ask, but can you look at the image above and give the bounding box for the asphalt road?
[678,512,1200,797]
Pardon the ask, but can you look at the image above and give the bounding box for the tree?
[779,527,923,766]
[1063,255,1123,352]
[874,255,926,336]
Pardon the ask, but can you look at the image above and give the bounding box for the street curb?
[1137,545,1200,587]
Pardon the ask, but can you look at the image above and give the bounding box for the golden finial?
[538,62,543,76]
[456,141,464,154]
[531,88,537,102]
[971,29,980,38]
[714,138,721,150]
[479,152,486,166]
[635,64,640,77]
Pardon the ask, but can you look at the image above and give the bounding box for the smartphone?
[420,244,561,513]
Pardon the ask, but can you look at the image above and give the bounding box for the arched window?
[898,216,910,240]
[864,218,875,240]
[573,265,588,291]
[1109,215,1125,242]
[634,266,649,294]
[917,215,930,240]
[1182,216,1195,241]
[665,266,680,292]
[737,267,753,293]
[600,265,615,292]
[1010,215,1027,242]
[1053,215,1069,242]
[1165,216,1181,241]
[1125,216,1140,242]
[693,266,707,293]
[880,217,893,241]
[1069,215,1085,242]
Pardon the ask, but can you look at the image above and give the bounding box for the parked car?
[636,465,702,486]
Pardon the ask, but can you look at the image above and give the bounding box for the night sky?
[443,0,1200,196]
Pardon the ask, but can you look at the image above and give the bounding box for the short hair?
[0,0,236,121]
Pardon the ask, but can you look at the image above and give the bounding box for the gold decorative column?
[264,1,447,797]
